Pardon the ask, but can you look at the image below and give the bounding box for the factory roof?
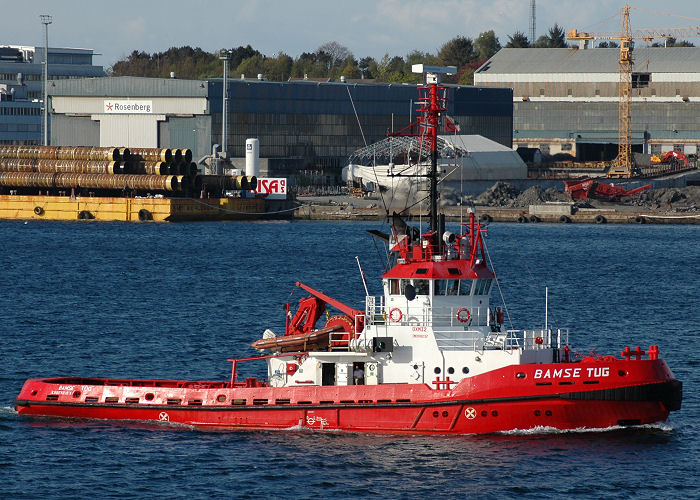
[476,47,700,75]
[50,76,209,97]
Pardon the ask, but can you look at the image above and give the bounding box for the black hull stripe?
[16,380,682,413]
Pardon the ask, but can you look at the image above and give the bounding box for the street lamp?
[40,14,52,146]
[219,49,231,158]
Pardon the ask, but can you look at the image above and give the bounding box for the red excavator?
[563,178,651,201]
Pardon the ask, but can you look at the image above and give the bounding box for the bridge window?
[389,279,400,295]
[435,279,462,296]
[459,280,473,296]
[414,279,429,295]
[474,278,493,295]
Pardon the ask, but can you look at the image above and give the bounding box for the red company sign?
[252,178,287,199]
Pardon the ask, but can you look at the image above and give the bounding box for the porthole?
[434,367,441,374]
[145,393,155,401]
[217,394,226,402]
[442,411,449,417]
[72,391,81,398]
[433,411,439,418]
[491,410,498,417]
[447,367,454,375]
[481,410,488,417]
[516,372,526,379]
[534,410,541,416]
[545,410,552,416]
[462,367,469,374]
[618,370,627,377]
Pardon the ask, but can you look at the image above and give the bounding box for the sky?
[5,1,700,69]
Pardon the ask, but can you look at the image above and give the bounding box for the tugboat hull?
[15,359,681,434]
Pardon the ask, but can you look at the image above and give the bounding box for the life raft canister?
[457,307,471,324]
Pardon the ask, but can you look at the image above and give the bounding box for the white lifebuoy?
[389,308,403,322]
[457,307,472,324]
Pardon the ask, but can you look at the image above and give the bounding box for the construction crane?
[567,5,700,178]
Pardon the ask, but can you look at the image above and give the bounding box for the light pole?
[219,49,230,158]
[40,14,52,146]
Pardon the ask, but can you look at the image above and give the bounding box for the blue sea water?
[1,219,698,499]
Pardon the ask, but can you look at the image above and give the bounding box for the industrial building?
[48,76,513,180]
[474,47,700,160]
[0,45,105,144]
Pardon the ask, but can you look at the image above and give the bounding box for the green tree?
[661,38,696,47]
[458,67,476,85]
[598,41,619,48]
[405,50,439,67]
[264,53,293,81]
[474,30,501,60]
[229,45,262,69]
[535,24,568,48]
[358,56,376,79]
[438,36,475,67]
[505,31,530,48]
[317,41,352,68]
[235,54,266,78]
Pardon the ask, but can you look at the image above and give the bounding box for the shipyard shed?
[474,47,700,160]
[48,76,513,180]
[440,134,527,180]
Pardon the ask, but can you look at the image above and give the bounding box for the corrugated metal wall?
[51,114,99,146]
[95,115,165,147]
[158,115,211,158]
[514,101,700,140]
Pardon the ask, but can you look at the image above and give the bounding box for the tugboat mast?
[391,64,456,233]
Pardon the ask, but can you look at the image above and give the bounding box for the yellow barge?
[0,195,278,222]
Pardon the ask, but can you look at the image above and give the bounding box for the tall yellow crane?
[567,5,700,178]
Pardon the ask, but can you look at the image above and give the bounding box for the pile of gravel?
[474,182,520,206]
[471,182,571,208]
[512,186,571,207]
[623,186,700,210]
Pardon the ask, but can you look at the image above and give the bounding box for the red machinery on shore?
[564,178,651,201]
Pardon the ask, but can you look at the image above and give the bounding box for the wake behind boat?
[15,65,681,434]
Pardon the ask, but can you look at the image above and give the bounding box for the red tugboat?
[15,66,681,434]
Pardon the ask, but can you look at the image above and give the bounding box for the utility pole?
[40,14,52,146]
[219,49,230,158]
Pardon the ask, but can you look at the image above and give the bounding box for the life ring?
[456,307,471,324]
[535,336,544,345]
[389,308,403,322]
[33,206,44,215]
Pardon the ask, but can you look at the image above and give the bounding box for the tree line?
[109,24,695,84]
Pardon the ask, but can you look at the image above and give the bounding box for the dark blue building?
[50,76,512,178]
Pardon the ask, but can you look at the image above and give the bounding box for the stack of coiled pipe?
[0,145,256,194]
